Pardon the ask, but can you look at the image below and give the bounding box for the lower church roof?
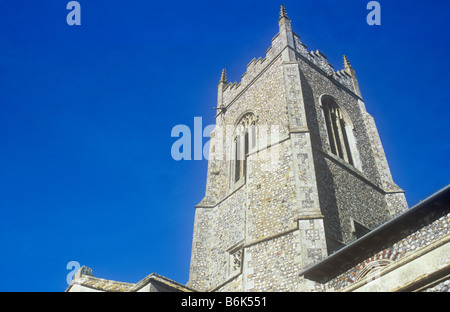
[66,269,195,292]
[299,185,450,283]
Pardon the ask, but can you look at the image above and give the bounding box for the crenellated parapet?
[219,37,283,108]
[217,9,360,112]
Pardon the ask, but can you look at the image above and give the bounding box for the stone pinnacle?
[279,5,289,20]
[219,68,228,83]
[343,55,352,69]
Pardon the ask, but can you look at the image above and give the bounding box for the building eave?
[299,185,450,283]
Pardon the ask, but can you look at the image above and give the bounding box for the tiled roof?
[131,273,196,292]
[66,266,195,292]
[67,274,135,292]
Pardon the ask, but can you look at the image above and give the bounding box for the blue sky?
[0,0,448,291]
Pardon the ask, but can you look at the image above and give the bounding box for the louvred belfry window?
[322,98,354,166]
[232,113,257,184]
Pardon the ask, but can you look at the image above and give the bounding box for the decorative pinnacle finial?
[343,55,352,69]
[343,55,361,96]
[279,5,289,20]
[219,68,228,83]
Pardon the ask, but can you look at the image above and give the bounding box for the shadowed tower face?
[187,5,408,292]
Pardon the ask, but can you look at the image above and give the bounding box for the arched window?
[321,96,354,166]
[231,113,257,184]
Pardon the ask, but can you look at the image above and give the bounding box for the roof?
[132,273,196,292]
[299,185,450,283]
[65,272,135,292]
[66,267,196,292]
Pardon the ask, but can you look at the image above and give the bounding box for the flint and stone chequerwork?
[187,6,409,292]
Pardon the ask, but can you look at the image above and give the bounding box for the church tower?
[187,6,408,292]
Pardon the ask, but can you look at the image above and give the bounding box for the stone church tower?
[187,6,408,292]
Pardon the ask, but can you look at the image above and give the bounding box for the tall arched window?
[231,113,257,185]
[321,96,354,166]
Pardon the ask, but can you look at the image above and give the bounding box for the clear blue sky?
[0,0,448,291]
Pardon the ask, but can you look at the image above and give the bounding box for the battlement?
[219,29,356,110]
